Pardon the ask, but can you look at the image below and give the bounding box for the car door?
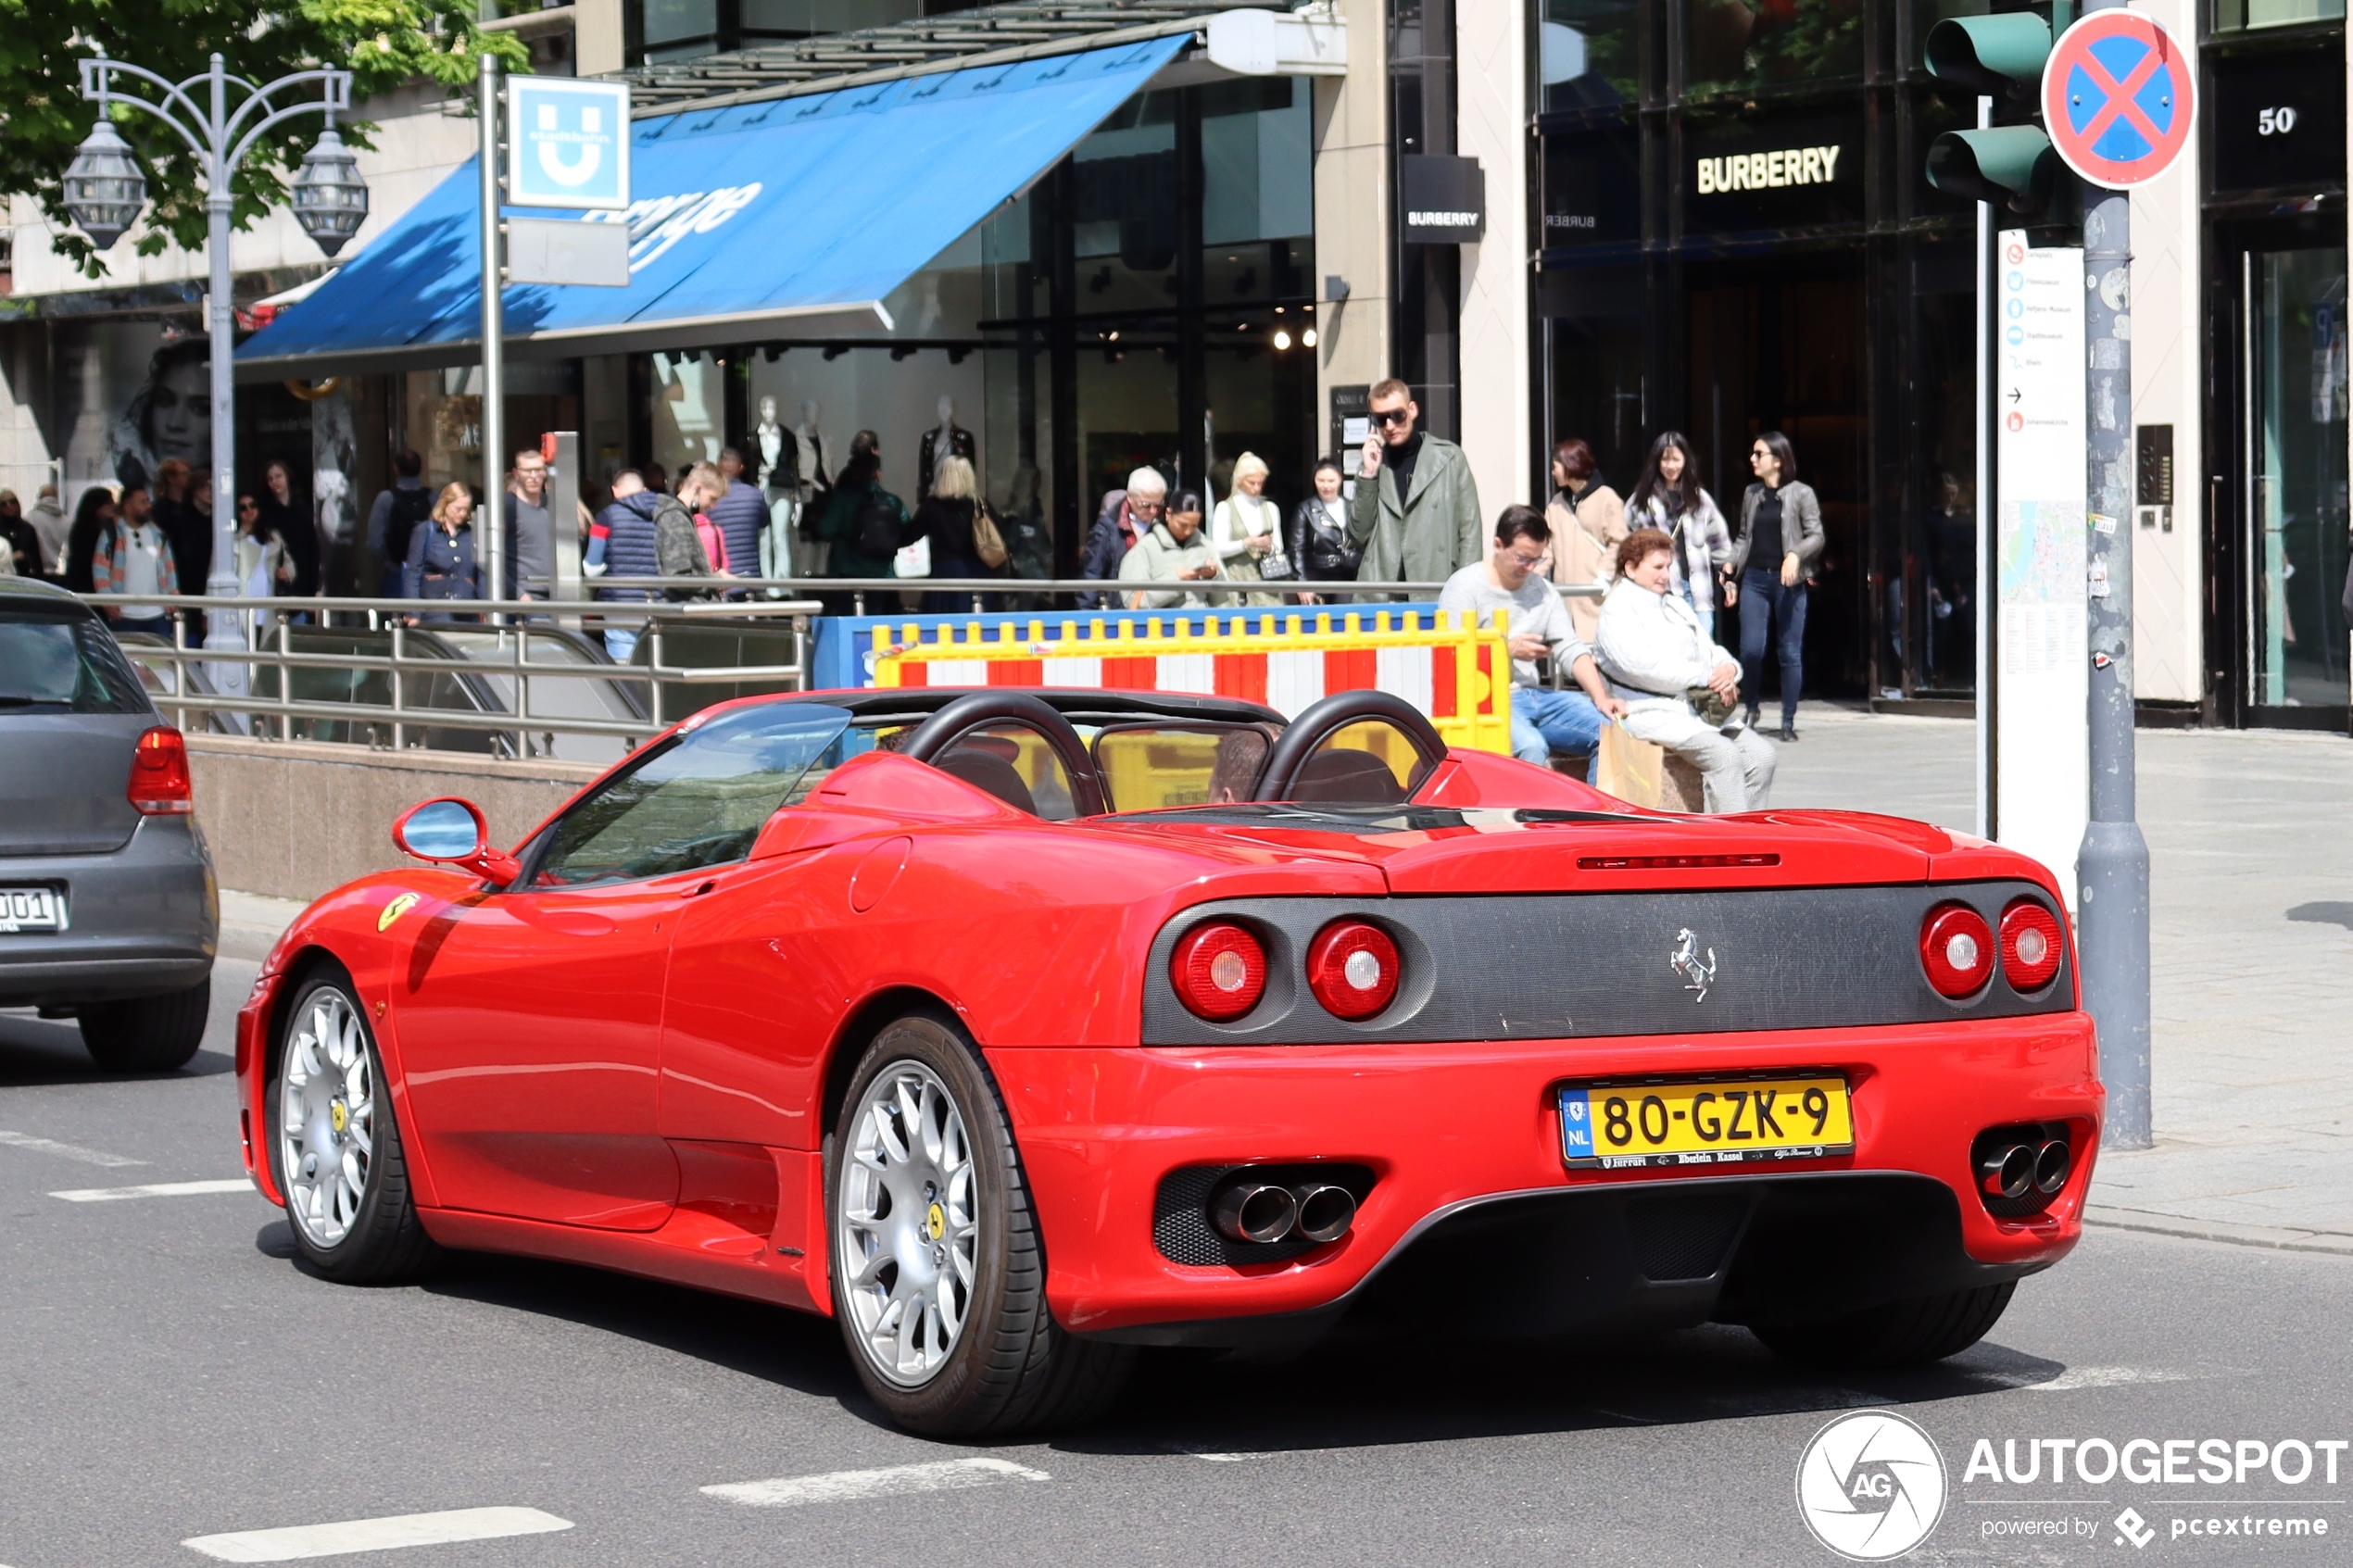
[395,700,856,1229]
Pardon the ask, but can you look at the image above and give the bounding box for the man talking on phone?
[1346,376,1483,590]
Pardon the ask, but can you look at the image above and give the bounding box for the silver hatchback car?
[0,578,218,1071]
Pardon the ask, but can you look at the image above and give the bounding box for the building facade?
[0,0,2344,733]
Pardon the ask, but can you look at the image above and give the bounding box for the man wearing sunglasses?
[1348,377,1483,592]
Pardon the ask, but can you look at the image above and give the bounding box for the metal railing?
[578,573,1604,614]
[84,592,818,755]
[77,571,1603,754]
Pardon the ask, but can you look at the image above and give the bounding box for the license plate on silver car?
[0,887,64,933]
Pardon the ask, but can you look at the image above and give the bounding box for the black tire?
[79,979,210,1073]
[265,971,440,1285]
[1752,1281,2017,1370]
[829,1011,1133,1436]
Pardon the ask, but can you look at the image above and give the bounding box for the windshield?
[529,703,854,887]
[0,612,152,714]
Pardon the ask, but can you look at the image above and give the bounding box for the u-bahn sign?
[2042,10,2196,189]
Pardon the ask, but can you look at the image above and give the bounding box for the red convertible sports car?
[236,685,2101,1436]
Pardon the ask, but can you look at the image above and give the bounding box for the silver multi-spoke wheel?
[279,988,374,1249]
[838,1060,978,1386]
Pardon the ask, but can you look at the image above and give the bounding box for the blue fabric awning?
[236,35,1185,376]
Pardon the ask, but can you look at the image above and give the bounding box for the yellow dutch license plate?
[1558,1075,1855,1171]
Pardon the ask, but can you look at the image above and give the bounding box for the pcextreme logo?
[1796,1411,1948,1561]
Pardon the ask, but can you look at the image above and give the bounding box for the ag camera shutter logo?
[1796,1411,1948,1561]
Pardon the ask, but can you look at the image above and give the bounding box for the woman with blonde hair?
[1212,451,1283,607]
[403,482,480,618]
[914,453,992,612]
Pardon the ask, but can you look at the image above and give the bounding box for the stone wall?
[187,736,603,903]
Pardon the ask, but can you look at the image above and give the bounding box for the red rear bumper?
[991,1013,2101,1336]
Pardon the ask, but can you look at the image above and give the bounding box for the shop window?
[1540,0,1642,114]
[638,0,721,62]
[2214,0,2345,30]
[1541,126,1642,249]
[1202,79,1312,247]
[1683,0,1862,99]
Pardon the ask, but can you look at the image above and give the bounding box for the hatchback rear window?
[0,611,152,714]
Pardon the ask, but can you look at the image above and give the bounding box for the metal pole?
[202,54,248,697]
[1973,93,1993,841]
[478,33,506,607]
[2076,1,2153,1150]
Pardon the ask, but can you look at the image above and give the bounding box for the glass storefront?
[581,79,1314,572]
[2208,12,2349,727]
[1533,0,1993,700]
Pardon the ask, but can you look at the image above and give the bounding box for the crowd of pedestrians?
[13,371,1817,812]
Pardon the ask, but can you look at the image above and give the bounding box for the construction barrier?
[869,608,1516,755]
[808,603,1441,691]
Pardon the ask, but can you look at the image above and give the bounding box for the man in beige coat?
[1346,378,1483,587]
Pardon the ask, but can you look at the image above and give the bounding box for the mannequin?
[917,395,975,499]
[754,395,796,491]
[792,399,829,577]
[755,395,799,582]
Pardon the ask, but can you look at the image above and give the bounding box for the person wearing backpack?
[650,462,729,597]
[812,431,909,616]
[365,447,434,597]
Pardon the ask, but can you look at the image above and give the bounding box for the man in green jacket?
[1346,377,1483,589]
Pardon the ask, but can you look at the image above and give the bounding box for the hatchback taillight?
[1170,922,1266,1021]
[1999,899,2064,991]
[1919,902,1993,998]
[1305,920,1400,1021]
[127,726,194,816]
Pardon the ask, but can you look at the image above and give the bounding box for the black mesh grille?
[1152,1164,1378,1268]
[1625,1190,1752,1280]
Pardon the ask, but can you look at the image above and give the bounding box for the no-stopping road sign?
[2042,10,2195,189]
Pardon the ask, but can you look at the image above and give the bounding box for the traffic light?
[1923,14,2060,215]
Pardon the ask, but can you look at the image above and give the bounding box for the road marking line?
[50,1179,252,1203]
[703,1457,1051,1508]
[2021,1365,2192,1393]
[0,1130,145,1167]
[182,1507,573,1562]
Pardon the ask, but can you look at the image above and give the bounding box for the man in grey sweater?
[1437,505,1624,778]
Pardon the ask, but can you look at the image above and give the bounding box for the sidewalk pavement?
[213,707,2351,1254]
[1775,702,2353,1255]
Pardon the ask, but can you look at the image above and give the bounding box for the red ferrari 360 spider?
[235,686,2101,1436]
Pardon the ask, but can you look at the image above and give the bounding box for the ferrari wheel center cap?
[329,1100,348,1135]
[925,1201,945,1241]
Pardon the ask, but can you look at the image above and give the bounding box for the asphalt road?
[3,962,2348,1568]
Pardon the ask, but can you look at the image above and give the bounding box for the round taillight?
[1919,902,1994,999]
[2000,899,2064,991]
[1305,919,1400,1021]
[1170,922,1265,1022]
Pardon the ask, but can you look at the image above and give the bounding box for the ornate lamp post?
[63,50,362,688]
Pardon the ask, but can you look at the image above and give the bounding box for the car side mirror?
[393,797,520,884]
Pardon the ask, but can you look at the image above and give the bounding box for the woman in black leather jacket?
[1286,458,1360,602]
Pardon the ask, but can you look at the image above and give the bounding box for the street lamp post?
[63,50,364,691]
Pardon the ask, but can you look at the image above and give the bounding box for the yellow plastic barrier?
[870,608,1515,755]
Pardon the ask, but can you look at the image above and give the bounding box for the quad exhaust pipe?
[1980,1137,2070,1200]
[1209,1178,1358,1246]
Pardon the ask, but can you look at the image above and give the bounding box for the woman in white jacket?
[1211,451,1283,607]
[1594,527,1776,813]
